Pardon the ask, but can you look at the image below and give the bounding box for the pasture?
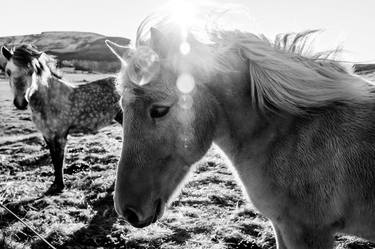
[1,73,375,249]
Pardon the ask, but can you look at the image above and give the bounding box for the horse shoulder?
[263,103,375,224]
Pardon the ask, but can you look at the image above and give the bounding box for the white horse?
[108,10,375,249]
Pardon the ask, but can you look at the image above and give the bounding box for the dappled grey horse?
[2,44,122,194]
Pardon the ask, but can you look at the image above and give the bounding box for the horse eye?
[150,105,170,119]
[6,70,11,77]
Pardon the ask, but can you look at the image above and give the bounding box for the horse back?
[69,77,121,132]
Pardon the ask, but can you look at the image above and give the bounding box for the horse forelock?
[11,44,62,82]
[117,13,223,95]
[119,6,375,115]
[12,44,41,67]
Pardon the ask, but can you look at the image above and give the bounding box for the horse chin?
[127,200,164,228]
[129,219,153,229]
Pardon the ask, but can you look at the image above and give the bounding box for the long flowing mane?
[121,8,375,115]
[217,30,374,114]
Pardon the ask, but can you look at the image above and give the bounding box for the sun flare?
[179,42,191,55]
[166,0,197,32]
[176,73,195,94]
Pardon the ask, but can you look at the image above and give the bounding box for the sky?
[1,0,375,62]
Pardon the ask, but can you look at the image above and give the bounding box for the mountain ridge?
[0,31,130,63]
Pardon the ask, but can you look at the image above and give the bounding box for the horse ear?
[105,40,130,64]
[150,28,168,58]
[1,46,13,60]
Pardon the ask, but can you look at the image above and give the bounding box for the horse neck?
[36,72,70,90]
[207,66,296,165]
[29,73,73,105]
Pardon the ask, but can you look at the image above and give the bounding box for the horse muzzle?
[13,98,28,110]
[115,198,164,228]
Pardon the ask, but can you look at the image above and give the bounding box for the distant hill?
[0,31,130,72]
[0,32,374,75]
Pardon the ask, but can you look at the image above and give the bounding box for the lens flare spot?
[180,42,191,55]
[176,73,195,94]
[178,94,194,110]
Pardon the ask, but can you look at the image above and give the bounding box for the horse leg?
[272,222,287,249]
[44,134,68,195]
[114,111,123,125]
[279,223,334,249]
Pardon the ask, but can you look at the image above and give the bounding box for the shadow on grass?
[29,184,196,249]
[31,183,120,249]
[0,196,44,230]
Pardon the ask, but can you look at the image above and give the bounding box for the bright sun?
[166,0,197,36]
[164,0,198,55]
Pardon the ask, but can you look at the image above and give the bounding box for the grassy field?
[1,73,375,249]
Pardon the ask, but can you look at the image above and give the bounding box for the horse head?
[107,28,219,228]
[1,44,60,110]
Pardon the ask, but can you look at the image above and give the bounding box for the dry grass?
[1,74,375,248]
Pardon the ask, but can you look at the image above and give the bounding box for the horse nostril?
[123,207,140,224]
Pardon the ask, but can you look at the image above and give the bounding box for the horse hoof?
[44,184,64,196]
